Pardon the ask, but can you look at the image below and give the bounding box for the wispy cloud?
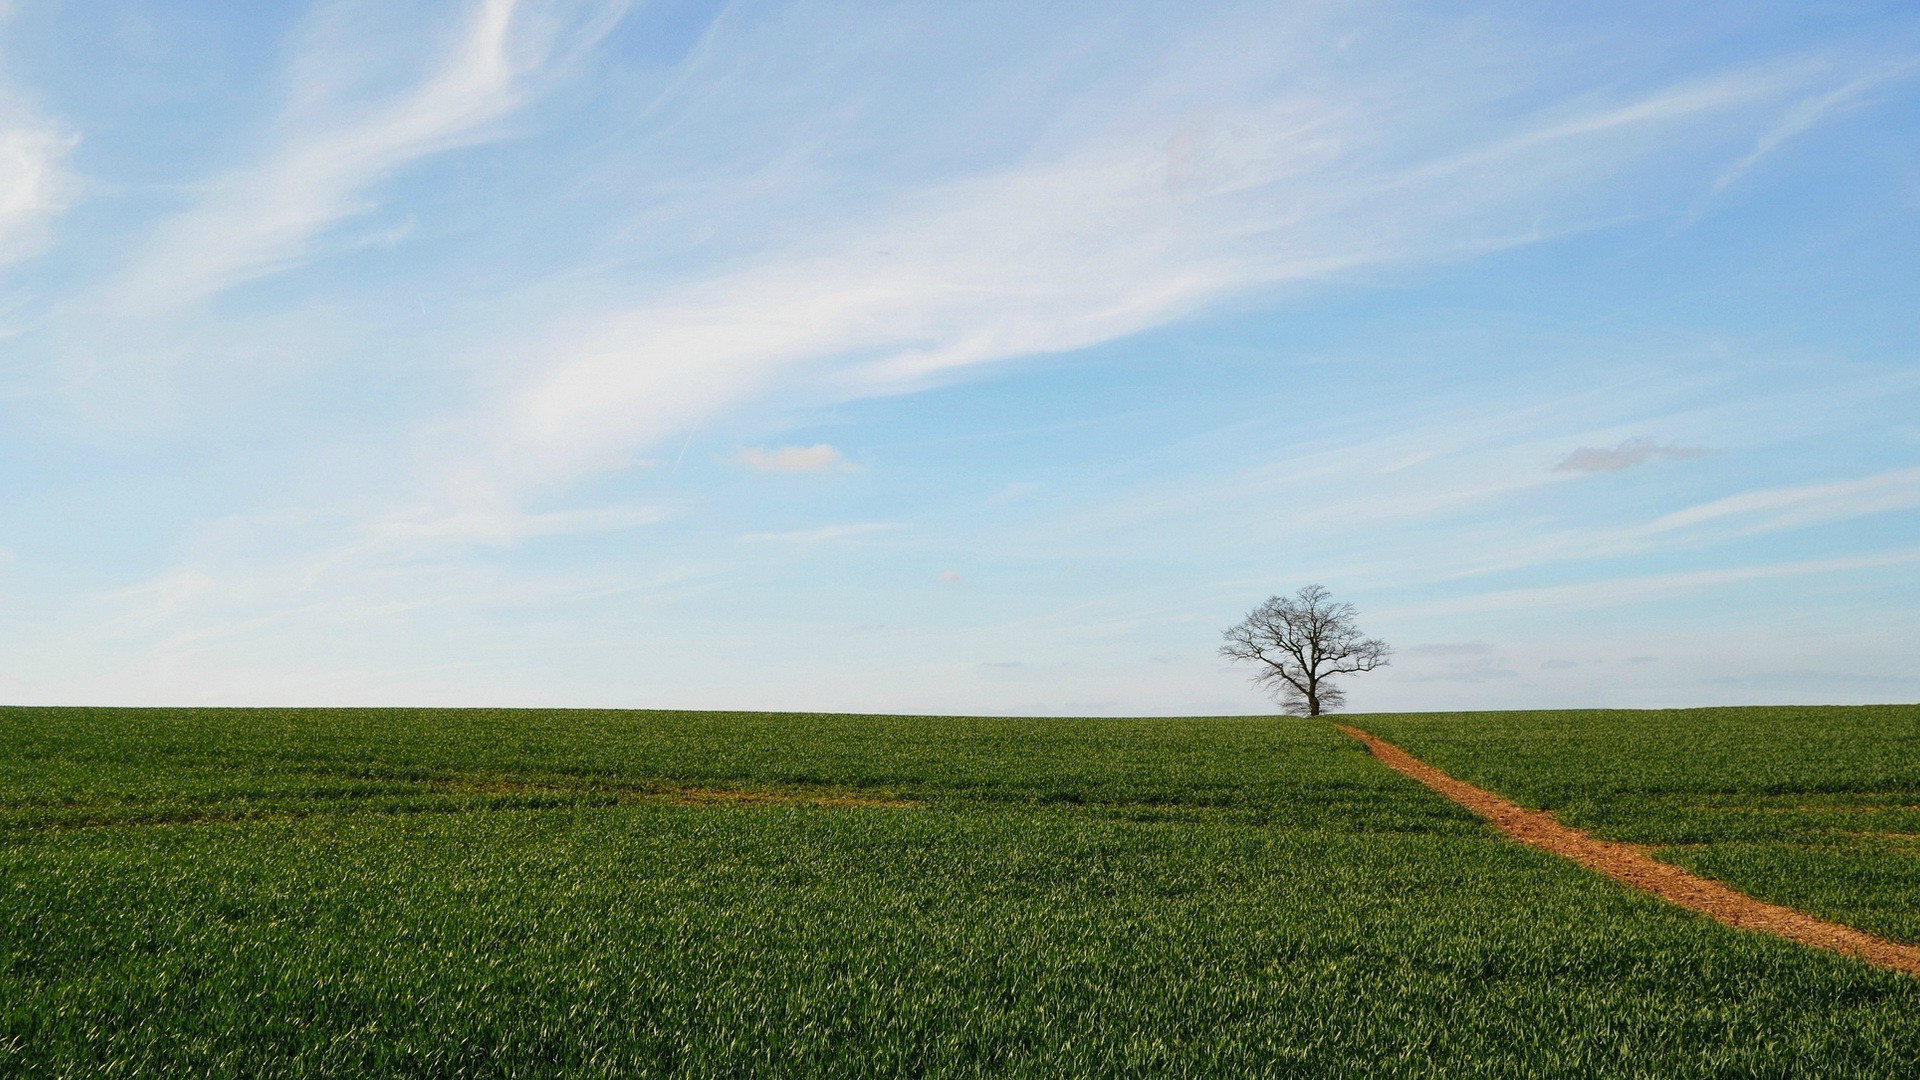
[107,0,625,313]
[0,101,75,270]
[1553,437,1713,473]
[91,497,675,666]
[734,444,852,473]
[1709,60,1920,197]
[365,501,666,548]
[739,522,897,544]
[1399,462,1920,588]
[1641,465,1920,536]
[1390,545,1920,618]
[1399,642,1518,682]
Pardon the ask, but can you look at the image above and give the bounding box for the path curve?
[1335,724,1920,977]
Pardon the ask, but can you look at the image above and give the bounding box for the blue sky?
[1,0,1917,713]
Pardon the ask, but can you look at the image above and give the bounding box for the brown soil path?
[1335,724,1920,977]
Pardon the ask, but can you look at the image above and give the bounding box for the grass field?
[3,704,1917,1077]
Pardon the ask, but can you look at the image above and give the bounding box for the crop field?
[2,705,1918,1077]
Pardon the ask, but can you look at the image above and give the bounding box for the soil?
[1336,724,1920,977]
[659,786,915,809]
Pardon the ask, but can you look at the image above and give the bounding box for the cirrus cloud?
[0,107,75,270]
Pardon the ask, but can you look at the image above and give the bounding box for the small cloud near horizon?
[1401,642,1516,682]
[1404,642,1493,657]
[1554,437,1713,474]
[937,569,961,583]
[735,444,853,472]
[739,522,898,544]
[986,482,1043,505]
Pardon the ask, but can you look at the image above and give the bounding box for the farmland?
[3,705,1918,1076]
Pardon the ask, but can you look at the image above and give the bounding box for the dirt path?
[1335,724,1920,977]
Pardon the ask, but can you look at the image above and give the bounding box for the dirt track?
[1335,724,1920,977]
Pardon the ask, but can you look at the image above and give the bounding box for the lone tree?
[1220,585,1391,716]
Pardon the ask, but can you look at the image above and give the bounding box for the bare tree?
[1220,585,1391,716]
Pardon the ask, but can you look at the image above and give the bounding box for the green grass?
[1358,704,1920,946]
[2,705,1918,1077]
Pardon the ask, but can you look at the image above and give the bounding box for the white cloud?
[365,501,665,547]
[107,0,626,313]
[91,496,667,646]
[734,444,851,473]
[0,105,75,270]
[1403,642,1495,657]
[1706,668,1920,690]
[1553,437,1713,473]
[1641,466,1920,536]
[987,482,1044,505]
[1398,641,1518,682]
[1709,60,1920,197]
[739,522,897,543]
[1394,452,1920,587]
[1389,545,1920,618]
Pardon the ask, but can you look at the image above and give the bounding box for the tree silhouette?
[1220,585,1391,716]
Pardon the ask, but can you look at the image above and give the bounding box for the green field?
[2,705,1917,1077]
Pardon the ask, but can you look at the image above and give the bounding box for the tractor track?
[1336,724,1920,976]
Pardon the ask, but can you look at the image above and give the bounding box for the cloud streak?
[108,0,624,313]
[1641,466,1920,536]
[1390,545,1920,618]
[0,101,74,270]
[1406,463,1920,588]
[1709,60,1920,197]
[739,522,897,544]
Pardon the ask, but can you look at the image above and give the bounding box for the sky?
[1,0,1917,715]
